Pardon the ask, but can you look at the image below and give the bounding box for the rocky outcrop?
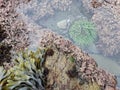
[82,0,120,56]
[17,0,72,20]
[0,0,29,51]
[39,31,117,90]
[0,0,30,65]
[92,0,120,56]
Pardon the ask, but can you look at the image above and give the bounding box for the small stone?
[57,19,70,29]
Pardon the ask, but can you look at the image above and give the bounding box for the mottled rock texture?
[0,0,29,51]
[0,0,29,65]
[17,0,72,20]
[39,31,117,90]
[82,0,120,56]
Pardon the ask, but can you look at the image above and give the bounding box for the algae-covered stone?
[40,31,117,90]
[81,82,101,90]
[44,46,81,90]
[0,31,117,90]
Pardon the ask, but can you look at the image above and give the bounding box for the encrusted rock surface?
[0,0,119,89]
[17,0,72,20]
[82,0,120,56]
[0,0,29,51]
[0,0,30,65]
[39,31,117,90]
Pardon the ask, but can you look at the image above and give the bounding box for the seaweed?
[0,48,48,90]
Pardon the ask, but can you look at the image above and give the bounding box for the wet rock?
[0,0,29,51]
[57,19,70,29]
[81,0,120,56]
[39,31,117,90]
[91,0,103,8]
[92,3,120,56]
[17,0,72,20]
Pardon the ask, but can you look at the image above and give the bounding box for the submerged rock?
[82,0,120,56]
[57,19,70,29]
[1,30,117,90]
[39,31,117,90]
[90,54,120,76]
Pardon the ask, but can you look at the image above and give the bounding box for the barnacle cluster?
[69,19,97,48]
[81,0,120,56]
[0,48,47,90]
[0,0,29,51]
[17,0,72,20]
[0,31,117,90]
[51,0,72,11]
[40,31,117,90]
[91,1,120,56]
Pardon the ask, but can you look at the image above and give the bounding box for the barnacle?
[0,48,48,90]
[69,19,97,48]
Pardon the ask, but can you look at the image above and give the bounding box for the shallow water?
[90,54,120,87]
[90,54,120,75]
[16,0,120,87]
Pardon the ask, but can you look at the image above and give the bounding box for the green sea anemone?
[69,19,97,48]
[0,48,47,90]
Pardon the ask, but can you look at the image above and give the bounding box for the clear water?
[16,0,120,87]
